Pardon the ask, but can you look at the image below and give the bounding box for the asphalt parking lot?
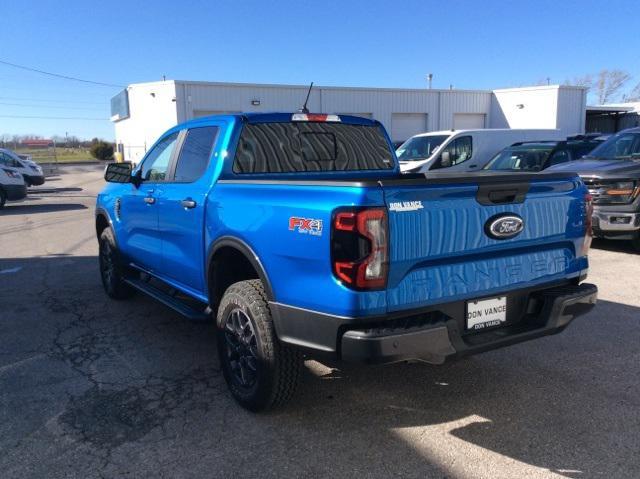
[1,165,639,479]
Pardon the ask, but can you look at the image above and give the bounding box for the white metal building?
[111,81,587,163]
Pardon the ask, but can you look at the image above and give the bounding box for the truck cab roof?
[176,112,380,128]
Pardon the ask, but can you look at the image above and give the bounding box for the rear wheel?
[631,231,640,252]
[99,227,135,299]
[216,279,302,411]
[0,188,6,209]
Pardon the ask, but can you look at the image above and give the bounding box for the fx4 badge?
[289,217,323,236]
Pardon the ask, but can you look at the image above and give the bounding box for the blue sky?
[1,0,639,140]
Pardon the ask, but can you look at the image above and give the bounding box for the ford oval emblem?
[485,214,524,240]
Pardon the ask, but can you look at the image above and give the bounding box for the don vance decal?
[289,217,323,236]
[389,200,424,212]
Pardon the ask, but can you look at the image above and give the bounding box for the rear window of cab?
[233,121,394,174]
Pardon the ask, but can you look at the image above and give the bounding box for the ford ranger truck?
[549,127,640,251]
[96,113,597,411]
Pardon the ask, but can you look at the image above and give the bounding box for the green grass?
[13,147,98,164]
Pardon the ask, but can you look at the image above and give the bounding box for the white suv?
[0,166,27,209]
[0,148,45,186]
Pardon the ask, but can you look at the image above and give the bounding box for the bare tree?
[564,75,593,90]
[624,82,640,102]
[595,69,631,104]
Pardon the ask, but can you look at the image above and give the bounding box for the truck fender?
[95,207,116,244]
[206,236,275,302]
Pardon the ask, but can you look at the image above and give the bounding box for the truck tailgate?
[381,172,589,312]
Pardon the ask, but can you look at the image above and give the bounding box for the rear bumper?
[271,282,597,365]
[2,183,27,201]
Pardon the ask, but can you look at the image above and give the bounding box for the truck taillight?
[582,193,593,256]
[332,207,388,290]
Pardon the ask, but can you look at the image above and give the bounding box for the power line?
[0,102,105,111]
[0,96,105,105]
[0,114,109,121]
[0,83,115,94]
[0,59,125,88]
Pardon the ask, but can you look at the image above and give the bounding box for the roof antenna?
[299,82,314,113]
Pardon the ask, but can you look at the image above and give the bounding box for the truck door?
[119,131,179,272]
[157,125,220,294]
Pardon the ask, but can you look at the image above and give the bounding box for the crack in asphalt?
[24,259,227,471]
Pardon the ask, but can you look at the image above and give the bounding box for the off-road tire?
[632,231,640,252]
[216,279,302,412]
[99,227,135,299]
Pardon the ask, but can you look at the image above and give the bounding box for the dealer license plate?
[466,296,507,331]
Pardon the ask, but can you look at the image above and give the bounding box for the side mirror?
[104,162,133,183]
[131,168,143,187]
[440,151,452,168]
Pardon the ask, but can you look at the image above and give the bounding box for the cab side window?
[173,126,219,182]
[139,132,179,181]
[435,136,473,168]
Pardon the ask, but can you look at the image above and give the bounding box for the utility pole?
[427,73,433,89]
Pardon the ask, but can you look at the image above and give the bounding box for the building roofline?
[586,105,634,112]
[124,80,590,96]
[126,79,493,94]
[493,84,588,93]
[126,80,177,88]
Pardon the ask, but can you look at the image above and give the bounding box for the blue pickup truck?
[96,113,597,411]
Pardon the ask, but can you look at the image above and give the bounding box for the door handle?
[468,164,478,168]
[144,196,155,205]
[181,198,197,209]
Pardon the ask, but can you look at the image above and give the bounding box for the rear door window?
[173,126,219,182]
[233,122,393,173]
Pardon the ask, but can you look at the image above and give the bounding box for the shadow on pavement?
[0,255,637,478]
[27,187,83,194]
[0,203,88,216]
[592,237,638,254]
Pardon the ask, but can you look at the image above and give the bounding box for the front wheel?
[99,227,135,299]
[216,279,302,412]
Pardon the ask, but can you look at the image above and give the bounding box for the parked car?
[0,166,27,209]
[0,148,45,186]
[397,129,564,173]
[484,138,603,171]
[567,133,610,141]
[97,113,597,411]
[548,127,640,251]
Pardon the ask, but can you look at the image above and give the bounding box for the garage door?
[391,113,428,142]
[453,113,485,130]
